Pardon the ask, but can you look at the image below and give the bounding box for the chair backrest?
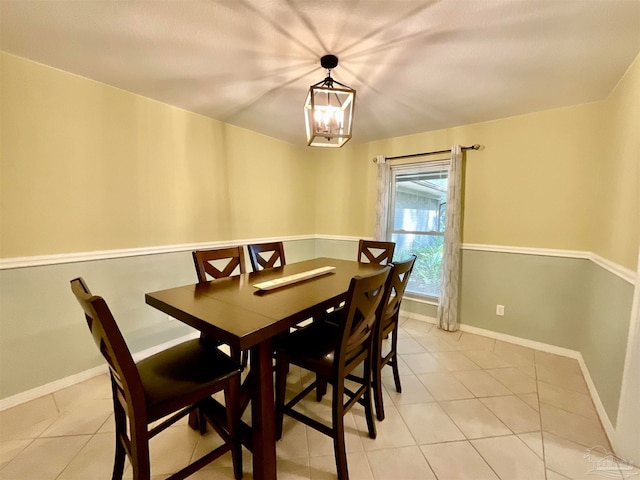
[70,278,145,415]
[377,255,417,329]
[338,268,390,366]
[357,240,395,265]
[247,242,286,271]
[192,246,246,282]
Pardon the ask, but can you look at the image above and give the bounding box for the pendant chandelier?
[304,54,355,148]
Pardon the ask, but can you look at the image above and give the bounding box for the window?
[387,160,449,299]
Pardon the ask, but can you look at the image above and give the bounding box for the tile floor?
[1,317,636,480]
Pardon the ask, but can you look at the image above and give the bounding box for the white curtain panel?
[374,155,390,241]
[437,145,463,331]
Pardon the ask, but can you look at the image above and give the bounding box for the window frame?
[386,159,451,301]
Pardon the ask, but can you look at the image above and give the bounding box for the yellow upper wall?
[2,51,638,270]
[0,53,315,257]
[317,102,604,253]
[593,53,640,269]
[316,53,639,271]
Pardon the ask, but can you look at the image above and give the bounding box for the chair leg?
[112,399,127,480]
[332,383,349,480]
[275,355,288,440]
[363,357,377,440]
[225,375,243,480]
[129,429,151,480]
[372,353,385,422]
[390,325,402,393]
[111,437,126,480]
[316,376,327,401]
[241,350,249,368]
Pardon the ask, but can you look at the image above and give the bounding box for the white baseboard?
[399,310,616,447]
[0,332,198,412]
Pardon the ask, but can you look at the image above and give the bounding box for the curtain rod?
[372,144,481,162]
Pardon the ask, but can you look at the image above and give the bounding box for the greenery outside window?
[388,161,450,299]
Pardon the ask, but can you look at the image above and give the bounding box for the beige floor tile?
[396,338,427,354]
[0,440,31,470]
[430,351,481,371]
[427,329,462,343]
[275,456,310,480]
[57,432,115,480]
[486,367,537,393]
[415,336,460,352]
[540,404,609,449]
[0,435,90,480]
[536,364,588,394]
[537,380,598,419]
[518,393,540,412]
[353,406,415,451]
[382,375,434,405]
[0,395,58,441]
[421,441,499,480]
[276,417,310,459]
[440,399,511,439]
[367,446,436,480]
[493,341,536,366]
[452,370,512,397]
[518,431,544,458]
[456,332,496,351]
[195,445,253,476]
[305,413,364,457]
[535,351,582,376]
[309,452,373,480]
[400,352,447,375]
[543,431,612,480]
[463,350,511,369]
[52,374,111,411]
[472,434,546,480]
[396,402,465,444]
[122,425,200,478]
[380,355,410,378]
[399,319,434,338]
[1,332,618,480]
[545,469,571,480]
[480,395,541,433]
[416,372,474,401]
[40,398,113,437]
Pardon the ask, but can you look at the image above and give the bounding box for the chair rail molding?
[1,238,634,285]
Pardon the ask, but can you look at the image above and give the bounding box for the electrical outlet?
[496,305,505,316]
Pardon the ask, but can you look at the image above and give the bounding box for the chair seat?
[138,337,241,421]
[275,320,340,378]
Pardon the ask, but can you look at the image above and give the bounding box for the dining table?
[145,257,386,480]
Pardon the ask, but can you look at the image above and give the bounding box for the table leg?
[250,339,277,480]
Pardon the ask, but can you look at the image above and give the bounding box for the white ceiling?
[1,0,639,146]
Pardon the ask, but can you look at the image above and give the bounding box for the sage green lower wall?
[0,237,633,427]
[0,238,317,399]
[459,250,589,350]
[581,264,634,425]
[458,249,631,424]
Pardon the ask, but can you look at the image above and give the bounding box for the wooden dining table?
[145,257,386,480]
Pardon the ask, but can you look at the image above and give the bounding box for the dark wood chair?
[247,241,286,271]
[192,246,249,367]
[274,268,390,480]
[192,246,246,282]
[357,240,395,265]
[372,255,417,421]
[70,277,243,480]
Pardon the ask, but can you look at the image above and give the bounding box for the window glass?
[389,162,449,299]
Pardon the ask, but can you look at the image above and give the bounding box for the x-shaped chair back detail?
[192,246,246,282]
[247,241,286,271]
[357,240,395,266]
